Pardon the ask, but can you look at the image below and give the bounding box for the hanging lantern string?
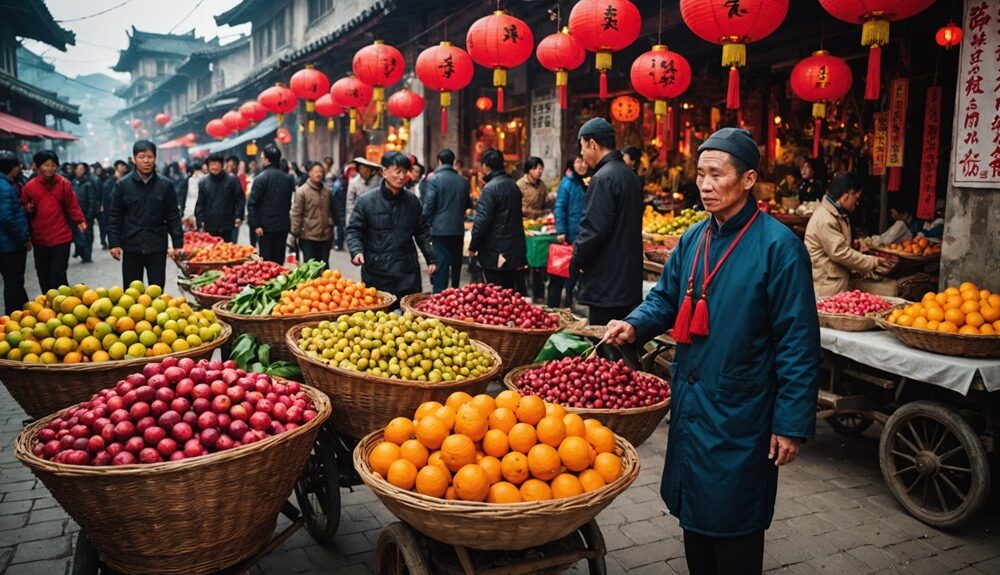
[657,0,663,45]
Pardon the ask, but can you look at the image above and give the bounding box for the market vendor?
[797,158,824,203]
[804,173,894,298]
[604,127,820,575]
[866,201,945,248]
[517,156,549,218]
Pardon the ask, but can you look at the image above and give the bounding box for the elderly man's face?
[697,150,756,217]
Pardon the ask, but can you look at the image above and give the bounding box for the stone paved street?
[1,238,998,574]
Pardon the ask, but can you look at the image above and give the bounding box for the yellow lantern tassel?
[812,102,826,119]
[861,18,890,47]
[308,119,316,133]
[306,100,315,113]
[721,42,746,68]
[595,51,612,71]
[349,109,357,134]
[326,118,334,132]
[277,113,284,126]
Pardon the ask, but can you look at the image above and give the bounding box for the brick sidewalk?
[1,237,998,574]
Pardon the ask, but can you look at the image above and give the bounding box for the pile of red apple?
[183,231,222,250]
[416,283,559,329]
[816,290,892,316]
[31,357,318,466]
[198,261,287,296]
[513,356,670,410]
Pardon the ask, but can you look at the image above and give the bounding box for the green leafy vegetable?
[229,260,326,315]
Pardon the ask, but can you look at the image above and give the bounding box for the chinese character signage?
[886,79,908,167]
[918,87,942,219]
[952,0,1000,188]
[872,112,889,176]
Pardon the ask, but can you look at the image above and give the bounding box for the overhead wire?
[56,0,137,23]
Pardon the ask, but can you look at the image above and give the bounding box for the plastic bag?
[547,243,573,278]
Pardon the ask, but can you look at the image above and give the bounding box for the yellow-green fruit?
[79,336,102,356]
[32,324,50,340]
[45,318,62,332]
[6,331,24,347]
[135,321,152,334]
[111,306,126,318]
[57,285,72,297]
[22,353,40,363]
[19,340,41,355]
[90,298,113,317]
[127,343,146,357]
[129,280,145,293]
[40,337,55,352]
[102,333,118,350]
[60,297,81,314]
[118,295,135,310]
[144,307,158,323]
[119,331,138,347]
[53,336,75,356]
[138,331,157,347]
[127,304,146,322]
[108,286,124,303]
[6,348,22,361]
[72,324,90,342]
[19,315,37,329]
[40,352,58,364]
[152,299,167,313]
[124,288,140,301]
[0,340,10,357]
[52,325,72,338]
[186,334,202,347]
[73,305,90,322]
[108,342,127,360]
[171,339,190,352]
[45,289,59,302]
[160,330,177,345]
[146,285,162,298]
[61,313,78,327]
[71,284,88,297]
[96,288,109,299]
[93,322,112,339]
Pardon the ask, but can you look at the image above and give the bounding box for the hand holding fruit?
[604,320,636,345]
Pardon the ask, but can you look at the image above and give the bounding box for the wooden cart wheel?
[374,522,431,575]
[826,413,875,436]
[71,530,101,575]
[579,519,608,575]
[295,422,341,546]
[879,401,990,528]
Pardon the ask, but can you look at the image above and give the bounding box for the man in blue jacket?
[422,149,471,292]
[0,151,30,314]
[604,128,820,575]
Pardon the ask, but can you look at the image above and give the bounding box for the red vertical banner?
[917,86,942,219]
[886,78,909,167]
[664,106,674,152]
[871,112,889,175]
[766,109,776,172]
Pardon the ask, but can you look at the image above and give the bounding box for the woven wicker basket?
[14,382,331,575]
[876,312,1000,358]
[213,292,395,362]
[286,324,502,438]
[171,251,255,278]
[817,297,907,332]
[354,428,638,551]
[504,364,670,447]
[0,323,232,419]
[191,288,234,310]
[400,294,564,374]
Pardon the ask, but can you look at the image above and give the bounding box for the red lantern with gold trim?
[790,50,853,158]
[353,41,405,127]
[222,110,249,133]
[387,89,425,132]
[818,0,934,100]
[536,27,586,109]
[331,76,373,134]
[239,101,267,125]
[610,96,641,123]
[155,113,170,127]
[630,45,691,159]
[131,119,143,130]
[568,0,642,100]
[680,0,787,110]
[466,11,534,113]
[476,96,494,111]
[935,23,962,50]
[205,119,230,140]
[276,127,292,145]
[290,65,331,132]
[314,94,344,132]
[415,41,475,135]
[258,83,298,125]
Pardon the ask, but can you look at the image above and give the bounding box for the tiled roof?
[0,71,80,122]
[214,0,272,27]
[0,0,74,51]
[113,28,217,72]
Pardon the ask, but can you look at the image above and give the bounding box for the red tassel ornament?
[812,118,822,159]
[599,71,608,100]
[672,292,695,344]
[689,297,710,337]
[865,44,881,100]
[497,87,505,113]
[726,66,741,110]
[440,106,447,135]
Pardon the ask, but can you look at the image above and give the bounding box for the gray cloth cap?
[578,117,616,140]
[697,128,760,169]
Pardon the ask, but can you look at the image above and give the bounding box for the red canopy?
[0,111,77,141]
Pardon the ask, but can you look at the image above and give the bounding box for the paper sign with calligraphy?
[952,0,1000,188]
[886,79,908,167]
[918,87,942,220]
[872,112,889,176]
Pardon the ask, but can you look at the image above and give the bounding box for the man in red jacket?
[20,150,87,291]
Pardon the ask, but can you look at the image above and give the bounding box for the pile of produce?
[816,290,893,316]
[229,333,301,379]
[193,261,287,297]
[29,357,319,465]
[183,231,222,250]
[415,283,559,330]
[522,215,553,232]
[886,282,1000,336]
[273,269,381,315]
[0,282,224,363]
[368,390,624,502]
[881,237,941,257]
[187,242,255,263]
[296,311,494,382]
[227,260,326,315]
[512,357,670,410]
[642,207,709,236]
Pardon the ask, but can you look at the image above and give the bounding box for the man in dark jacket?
[0,151,30,314]
[348,152,436,299]
[571,118,644,325]
[195,153,245,242]
[422,149,470,292]
[248,145,294,264]
[99,160,127,250]
[331,168,347,251]
[107,140,184,287]
[469,148,527,294]
[72,162,98,263]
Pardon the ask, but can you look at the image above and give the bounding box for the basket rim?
[871,246,940,261]
[400,293,566,335]
[213,291,397,321]
[875,310,1000,343]
[0,322,232,374]
[815,295,909,319]
[14,380,331,477]
[285,321,503,389]
[503,363,671,416]
[353,427,639,511]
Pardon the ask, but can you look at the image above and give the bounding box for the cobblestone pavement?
[1,235,998,574]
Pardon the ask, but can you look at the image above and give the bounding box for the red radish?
[157,438,178,457]
[172,422,194,442]
[112,452,137,465]
[125,437,145,454]
[143,426,166,445]
[139,447,162,464]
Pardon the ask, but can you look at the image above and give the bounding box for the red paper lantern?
[331,76,373,134]
[313,94,345,132]
[353,41,405,127]
[131,119,143,130]
[568,0,642,100]
[415,41,475,135]
[630,45,691,159]
[936,23,962,50]
[222,110,249,133]
[466,11,534,113]
[610,96,641,123]
[257,83,298,125]
[387,89,425,132]
[790,50,853,158]
[290,65,331,132]
[154,113,170,127]
[239,101,268,125]
[476,96,494,111]
[139,129,150,138]
[536,27,586,109]
[205,119,230,140]
[818,0,934,100]
[276,127,292,145]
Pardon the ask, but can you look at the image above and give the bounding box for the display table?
[820,328,1000,395]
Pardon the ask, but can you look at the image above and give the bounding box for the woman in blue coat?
[547,155,587,308]
[605,129,820,575]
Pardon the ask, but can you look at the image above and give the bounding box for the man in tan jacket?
[804,173,893,298]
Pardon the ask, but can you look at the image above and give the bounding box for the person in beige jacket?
[804,172,893,298]
[290,162,334,267]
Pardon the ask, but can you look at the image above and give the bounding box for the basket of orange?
[874,237,942,260]
[353,390,639,550]
[877,282,1000,358]
[172,241,257,277]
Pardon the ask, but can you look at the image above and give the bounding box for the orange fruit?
[579,469,607,492]
[912,317,928,330]
[519,479,553,501]
[500,452,530,484]
[926,320,941,331]
[445,391,474,412]
[926,307,945,322]
[384,417,416,445]
[452,464,490,501]
[938,321,959,334]
[583,418,603,431]
[516,395,546,425]
[961,300,980,315]
[593,452,622,483]
[563,413,586,438]
[415,416,449,450]
[959,325,981,335]
[944,309,966,327]
[945,287,961,296]
[386,459,418,490]
[995,319,1000,331]
[369,442,401,477]
[444,486,458,500]
[488,407,518,433]
[469,394,497,419]
[414,401,443,420]
[454,403,488,441]
[440,434,477,472]
[535,416,567,447]
[495,390,521,411]
[989,295,1000,309]
[980,324,996,335]
[945,295,963,310]
[980,290,993,301]
[545,402,566,420]
[415,464,450,498]
[908,304,926,319]
[487,481,523,503]
[550,473,584,499]
[934,293,949,306]
[507,422,538,453]
[478,455,502,484]
[586,425,616,454]
[921,291,937,304]
[482,429,510,458]
[427,451,447,470]
[399,439,430,468]
[966,312,985,329]
[558,436,595,472]
[896,314,914,327]
[433,405,457,431]
[980,305,1000,323]
[959,281,978,293]
[527,444,562,481]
